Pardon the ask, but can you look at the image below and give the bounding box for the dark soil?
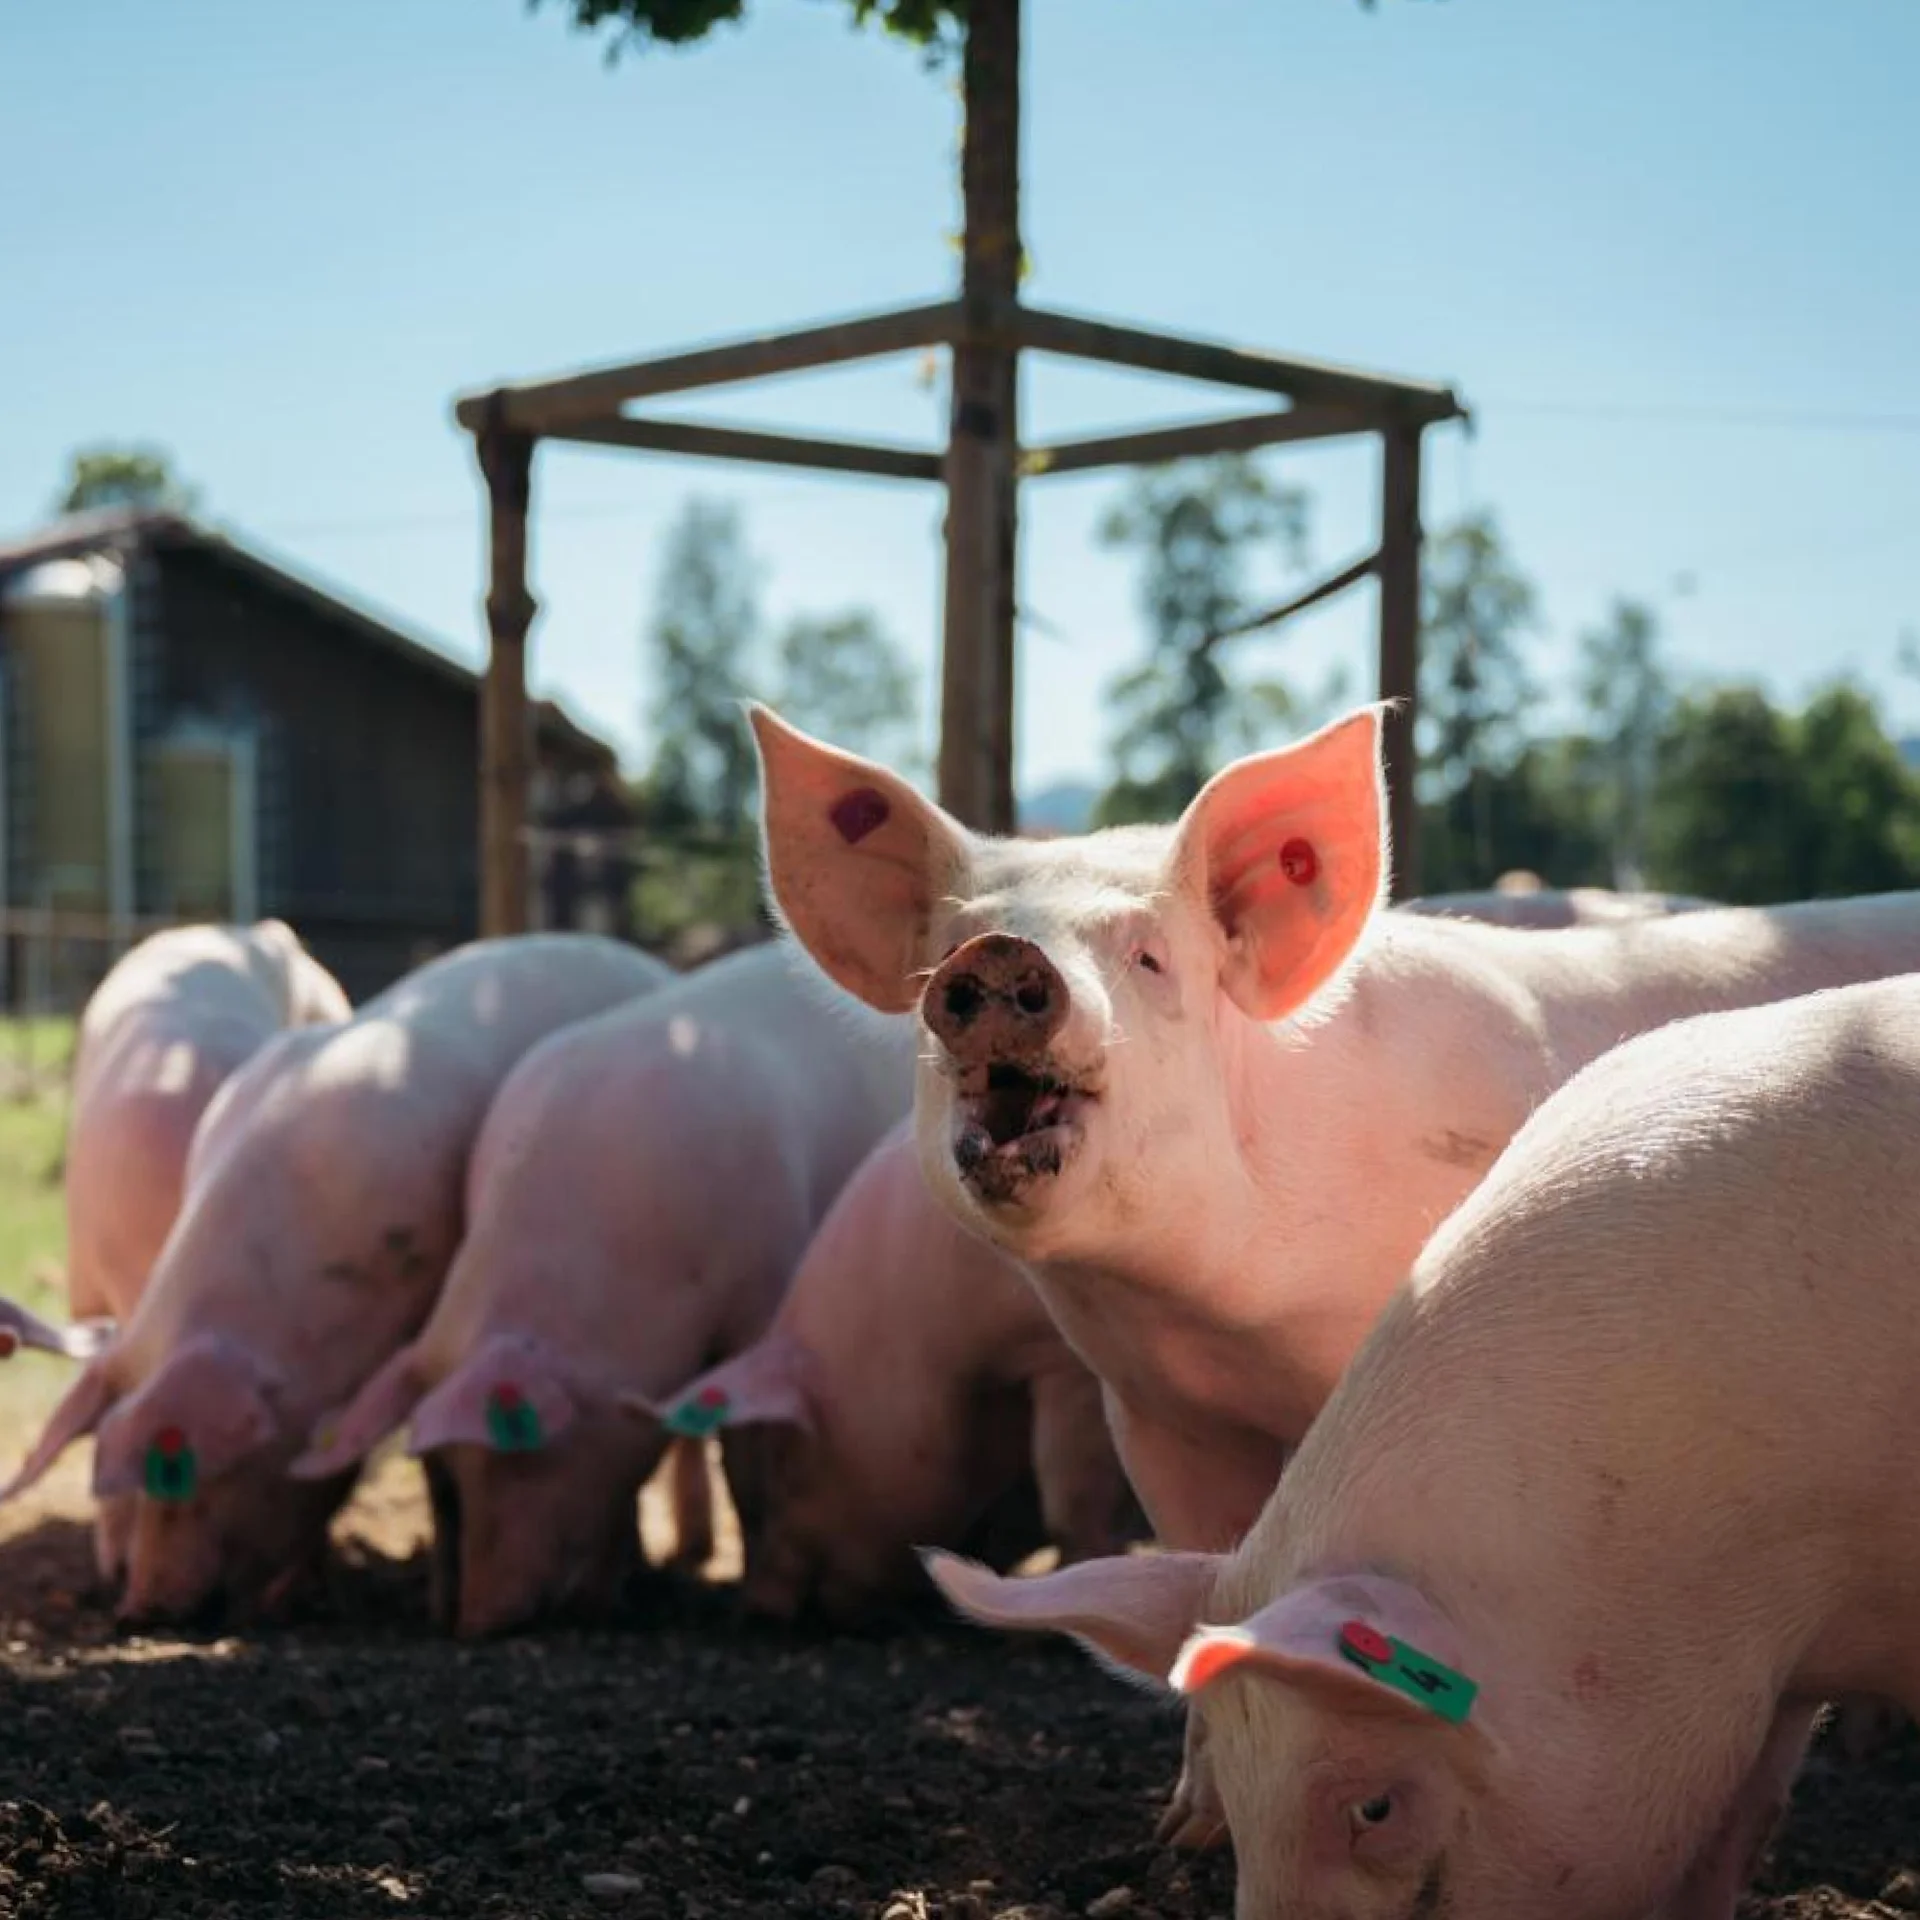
[1,1467,1916,1920]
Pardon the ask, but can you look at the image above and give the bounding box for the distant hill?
[1019,779,1099,836]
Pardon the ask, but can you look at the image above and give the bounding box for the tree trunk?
[478,411,536,937]
[1378,423,1424,900]
[937,0,1022,834]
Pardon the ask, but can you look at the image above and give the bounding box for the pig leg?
[1157,1710,1228,1852]
[1030,1365,1135,1563]
[1102,1389,1282,1553]
[93,1493,135,1589]
[1654,1701,1819,1920]
[424,1455,462,1631]
[669,1437,714,1572]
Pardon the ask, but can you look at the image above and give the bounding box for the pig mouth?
[950,1060,1095,1207]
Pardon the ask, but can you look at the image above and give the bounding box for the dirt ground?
[3,1441,1920,1920]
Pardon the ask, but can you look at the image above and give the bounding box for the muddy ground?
[3,1443,1919,1920]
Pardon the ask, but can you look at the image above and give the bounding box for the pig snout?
[925,936,1068,1065]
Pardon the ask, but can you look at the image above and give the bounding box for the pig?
[748,701,1920,1838]
[643,1118,1139,1626]
[1406,881,1715,927]
[0,921,350,1358]
[927,975,1920,1920]
[0,933,672,1626]
[288,942,914,1637]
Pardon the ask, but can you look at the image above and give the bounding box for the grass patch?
[0,1018,73,1320]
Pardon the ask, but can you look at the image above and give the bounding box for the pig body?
[0,934,672,1624]
[1405,883,1714,928]
[933,976,1920,1919]
[655,1118,1138,1625]
[4,921,349,1355]
[292,942,915,1636]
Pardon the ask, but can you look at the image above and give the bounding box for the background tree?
[1093,456,1317,826]
[1580,596,1674,890]
[775,610,922,773]
[645,499,761,836]
[55,445,197,517]
[1417,511,1540,880]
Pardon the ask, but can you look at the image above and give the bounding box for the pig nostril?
[1015,980,1051,1018]
[943,977,985,1026]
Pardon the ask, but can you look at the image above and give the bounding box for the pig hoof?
[1154,1784,1229,1852]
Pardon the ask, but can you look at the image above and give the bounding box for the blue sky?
[4,0,1916,792]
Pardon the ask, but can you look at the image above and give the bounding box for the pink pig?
[929,975,1920,1920]
[0,920,349,1362]
[0,933,671,1626]
[289,943,914,1637]
[751,703,1920,1838]
[645,1118,1140,1625]
[1406,883,1714,927]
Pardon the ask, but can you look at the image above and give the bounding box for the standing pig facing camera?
[293,942,914,1638]
[932,976,1920,1920]
[647,1118,1139,1627]
[0,934,672,1627]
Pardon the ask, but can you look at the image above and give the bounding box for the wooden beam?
[1015,304,1463,422]
[1198,548,1380,652]
[476,402,536,937]
[1378,423,1425,902]
[543,414,941,483]
[452,301,964,433]
[1023,402,1371,477]
[938,0,1022,835]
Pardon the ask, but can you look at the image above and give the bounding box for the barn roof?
[0,507,616,767]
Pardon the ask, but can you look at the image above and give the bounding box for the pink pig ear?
[1171,1573,1478,1724]
[747,703,970,1015]
[91,1336,282,1499]
[288,1346,428,1480]
[0,1294,116,1361]
[626,1335,817,1438]
[1170,706,1387,1023]
[406,1335,578,1456]
[923,1548,1219,1686]
[0,1357,122,1502]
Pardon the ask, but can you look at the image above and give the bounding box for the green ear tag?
[484,1383,544,1453]
[1337,1620,1478,1724]
[144,1427,198,1502]
[662,1387,731,1439]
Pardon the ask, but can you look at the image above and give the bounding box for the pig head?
[746,702,1385,1270]
[295,1330,665,1637]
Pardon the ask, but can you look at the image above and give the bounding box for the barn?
[0,506,627,1003]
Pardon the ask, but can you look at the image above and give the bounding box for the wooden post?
[938,0,1022,834]
[1378,423,1424,902]
[476,402,536,937]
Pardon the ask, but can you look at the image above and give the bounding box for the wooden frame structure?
[455,302,1464,936]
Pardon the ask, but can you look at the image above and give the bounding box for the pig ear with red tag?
[747,703,972,1015]
[922,1548,1219,1687]
[90,1336,282,1499]
[1169,706,1387,1023]
[625,1334,817,1439]
[406,1335,578,1457]
[1171,1572,1481,1727]
[0,1294,115,1361]
[288,1345,429,1480]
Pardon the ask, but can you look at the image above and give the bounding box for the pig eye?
[1349,1792,1394,1833]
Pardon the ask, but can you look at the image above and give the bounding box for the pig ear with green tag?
[1170,1573,1481,1728]
[625,1334,817,1439]
[405,1337,578,1457]
[88,1336,281,1501]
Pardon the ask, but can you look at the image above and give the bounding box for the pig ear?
[0,1358,121,1502]
[1169,706,1386,1022]
[625,1335,817,1439]
[0,1294,116,1361]
[407,1338,577,1456]
[923,1548,1219,1686]
[288,1346,428,1480]
[91,1338,281,1499]
[748,703,970,1015]
[1172,1573,1480,1726]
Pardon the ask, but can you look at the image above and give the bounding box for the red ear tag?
[154,1425,187,1458]
[829,788,890,845]
[1279,838,1319,886]
[492,1382,523,1411]
[1339,1619,1393,1666]
[0,1329,17,1359]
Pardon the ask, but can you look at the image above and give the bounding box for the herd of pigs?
[7,698,1920,1917]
